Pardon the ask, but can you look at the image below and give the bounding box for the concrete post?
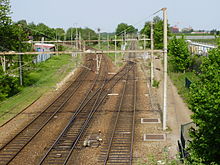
[151,22,154,87]
[162,8,168,131]
[115,35,117,65]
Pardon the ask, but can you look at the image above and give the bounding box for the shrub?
[0,74,20,101]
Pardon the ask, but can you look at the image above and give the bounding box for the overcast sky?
[10,0,220,32]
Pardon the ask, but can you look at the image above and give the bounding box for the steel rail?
[102,64,137,165]
[63,63,135,165]
[0,58,94,165]
[38,54,109,164]
[38,62,135,165]
[129,66,137,165]
[103,66,130,165]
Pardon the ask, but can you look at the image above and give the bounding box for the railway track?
[99,63,137,165]
[38,61,135,165]
[99,41,137,164]
[0,55,96,165]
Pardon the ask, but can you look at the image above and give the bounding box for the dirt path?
[153,56,192,158]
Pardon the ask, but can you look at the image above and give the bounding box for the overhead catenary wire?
[116,8,163,37]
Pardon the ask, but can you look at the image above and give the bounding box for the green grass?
[0,54,81,126]
[168,71,198,102]
[190,39,217,45]
[175,33,213,36]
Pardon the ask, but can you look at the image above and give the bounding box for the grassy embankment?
[175,33,213,36]
[0,54,81,126]
[190,39,217,45]
[168,54,201,102]
[168,70,198,102]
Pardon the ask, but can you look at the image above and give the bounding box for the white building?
[34,43,55,63]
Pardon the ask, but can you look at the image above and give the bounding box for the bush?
[0,75,20,101]
[168,36,191,72]
[187,47,220,164]
[189,55,204,72]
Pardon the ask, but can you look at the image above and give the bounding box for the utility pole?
[96,54,100,74]
[89,32,91,46]
[144,34,146,50]
[56,29,59,56]
[107,35,110,56]
[162,8,168,131]
[71,28,73,46]
[63,29,65,47]
[79,32,82,50]
[98,28,101,49]
[122,31,126,59]
[114,35,117,65]
[83,40,86,51]
[3,56,6,72]
[151,22,154,87]
[18,24,23,86]
[56,30,57,41]
[75,24,78,49]
[19,54,23,86]
[124,31,126,46]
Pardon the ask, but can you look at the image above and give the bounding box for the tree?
[66,27,98,41]
[0,1,31,71]
[115,23,137,36]
[81,27,98,40]
[0,0,11,26]
[66,28,76,41]
[0,0,12,51]
[168,36,191,72]
[0,74,20,101]
[27,23,56,41]
[55,28,65,40]
[16,19,27,27]
[140,16,170,49]
[0,2,30,52]
[187,47,220,164]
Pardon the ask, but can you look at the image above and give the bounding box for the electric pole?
[75,24,78,49]
[71,28,73,46]
[114,35,117,65]
[56,29,58,56]
[162,8,168,131]
[89,32,91,46]
[151,22,154,87]
[19,54,23,86]
[18,24,23,86]
[144,34,146,50]
[79,32,82,50]
[107,35,110,56]
[98,28,101,49]
[3,56,6,72]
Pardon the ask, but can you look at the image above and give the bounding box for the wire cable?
[116,8,163,36]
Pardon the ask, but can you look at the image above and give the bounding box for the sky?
[10,0,220,32]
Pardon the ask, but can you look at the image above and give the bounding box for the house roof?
[34,43,55,48]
